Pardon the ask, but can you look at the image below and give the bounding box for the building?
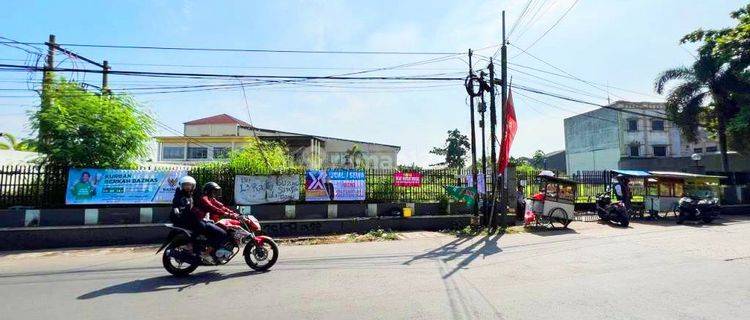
[154,114,400,168]
[564,101,719,174]
[542,150,566,172]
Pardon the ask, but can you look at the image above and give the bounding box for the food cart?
[526,172,577,228]
[611,169,651,218]
[646,171,724,218]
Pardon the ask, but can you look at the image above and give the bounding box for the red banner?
[393,172,422,187]
[498,88,517,173]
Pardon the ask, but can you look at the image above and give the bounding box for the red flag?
[498,88,517,173]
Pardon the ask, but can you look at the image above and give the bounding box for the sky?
[0,0,745,166]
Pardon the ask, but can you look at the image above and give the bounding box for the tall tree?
[430,129,470,169]
[531,149,546,169]
[0,133,36,151]
[655,5,750,184]
[30,79,155,168]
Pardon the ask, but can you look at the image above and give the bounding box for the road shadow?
[77,270,264,300]
[595,220,633,229]
[402,231,505,278]
[523,226,579,237]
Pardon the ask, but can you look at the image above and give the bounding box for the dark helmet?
[203,182,221,196]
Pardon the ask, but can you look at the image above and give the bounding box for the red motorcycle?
[157,212,279,277]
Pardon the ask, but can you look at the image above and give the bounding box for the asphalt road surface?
[2,217,750,320]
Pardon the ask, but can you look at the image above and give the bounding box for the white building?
[564,101,718,174]
[154,114,400,169]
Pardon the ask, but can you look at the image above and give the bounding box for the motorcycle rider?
[197,182,240,258]
[613,174,632,211]
[171,176,227,260]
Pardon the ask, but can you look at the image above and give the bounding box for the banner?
[466,174,486,194]
[234,175,300,205]
[445,186,477,207]
[394,172,422,187]
[305,170,331,201]
[65,168,187,205]
[305,169,366,201]
[328,169,366,201]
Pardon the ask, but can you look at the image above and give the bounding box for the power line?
[512,0,551,42]
[516,0,580,54]
[0,41,462,55]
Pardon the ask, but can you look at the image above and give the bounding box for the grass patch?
[277,229,401,246]
[441,225,526,237]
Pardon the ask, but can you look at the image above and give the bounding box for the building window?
[705,146,718,152]
[627,119,638,132]
[629,145,640,157]
[651,120,664,131]
[693,148,703,153]
[187,147,208,159]
[213,147,231,159]
[653,146,667,157]
[163,147,185,159]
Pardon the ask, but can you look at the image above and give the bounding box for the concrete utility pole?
[488,61,498,228]
[40,34,56,142]
[499,10,509,228]
[468,49,479,217]
[102,60,110,94]
[478,72,488,217]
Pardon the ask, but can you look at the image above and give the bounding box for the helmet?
[616,174,625,179]
[178,176,196,187]
[203,182,222,196]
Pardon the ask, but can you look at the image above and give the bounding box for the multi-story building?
[564,101,719,174]
[154,114,400,169]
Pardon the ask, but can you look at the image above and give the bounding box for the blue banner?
[65,168,187,205]
[304,169,366,201]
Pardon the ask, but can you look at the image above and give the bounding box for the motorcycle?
[595,192,630,227]
[677,195,720,224]
[157,210,279,277]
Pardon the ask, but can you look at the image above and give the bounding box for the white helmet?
[178,176,196,187]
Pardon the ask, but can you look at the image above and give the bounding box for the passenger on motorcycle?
[171,176,227,259]
[198,182,242,229]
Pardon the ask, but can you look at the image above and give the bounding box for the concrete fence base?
[0,215,472,251]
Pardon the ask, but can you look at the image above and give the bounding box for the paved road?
[1,217,749,320]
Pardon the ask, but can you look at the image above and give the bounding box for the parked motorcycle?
[677,195,720,224]
[157,211,279,277]
[595,192,630,227]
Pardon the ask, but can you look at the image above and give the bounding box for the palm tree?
[0,133,36,151]
[654,48,749,185]
[345,145,364,168]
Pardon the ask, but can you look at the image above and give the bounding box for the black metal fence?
[1,164,648,209]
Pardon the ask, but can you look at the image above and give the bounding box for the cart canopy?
[647,171,725,180]
[612,169,651,177]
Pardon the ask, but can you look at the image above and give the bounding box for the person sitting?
[198,182,241,227]
[171,176,227,260]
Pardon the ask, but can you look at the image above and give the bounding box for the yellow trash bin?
[403,207,413,218]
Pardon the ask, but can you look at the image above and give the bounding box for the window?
[627,119,638,132]
[706,146,718,152]
[693,148,703,153]
[653,146,667,157]
[629,145,640,157]
[187,147,208,159]
[651,120,664,131]
[163,147,184,160]
[213,147,231,159]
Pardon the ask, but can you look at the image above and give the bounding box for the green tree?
[0,132,36,151]
[345,144,364,168]
[429,129,470,168]
[30,79,155,168]
[531,149,546,169]
[199,138,296,173]
[655,5,750,183]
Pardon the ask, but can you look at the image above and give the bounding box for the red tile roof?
[184,114,251,127]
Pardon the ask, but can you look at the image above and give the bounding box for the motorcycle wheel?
[676,209,687,224]
[702,215,715,224]
[244,239,279,271]
[162,238,199,277]
[619,211,630,228]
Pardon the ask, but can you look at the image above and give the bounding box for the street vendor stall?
[611,169,651,217]
[525,172,577,228]
[646,171,724,218]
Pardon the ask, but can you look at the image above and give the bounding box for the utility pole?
[102,60,110,94]
[488,61,498,229]
[467,49,479,217]
[40,34,56,143]
[478,72,488,217]
[499,10,509,228]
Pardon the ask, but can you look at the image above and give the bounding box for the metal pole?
[478,77,488,217]
[488,61,498,228]
[102,60,110,94]
[468,49,479,217]
[40,34,55,143]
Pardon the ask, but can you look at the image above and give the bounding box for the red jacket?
[197,195,238,222]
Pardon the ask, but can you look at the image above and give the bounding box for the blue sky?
[0,0,744,166]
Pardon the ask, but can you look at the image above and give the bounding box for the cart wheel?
[549,208,570,229]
